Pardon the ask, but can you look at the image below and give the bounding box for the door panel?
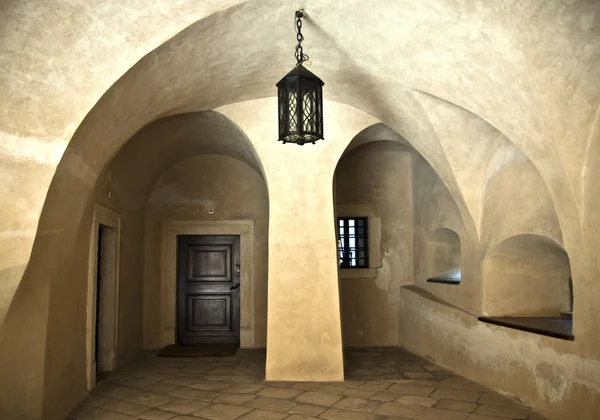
[177,235,240,345]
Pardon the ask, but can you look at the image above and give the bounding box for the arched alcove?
[483,234,571,317]
[427,228,461,283]
[144,154,269,349]
[4,111,269,419]
[333,137,413,347]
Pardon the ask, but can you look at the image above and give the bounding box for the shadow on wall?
[427,228,461,283]
[483,234,572,317]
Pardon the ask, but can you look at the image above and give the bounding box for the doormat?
[158,344,238,357]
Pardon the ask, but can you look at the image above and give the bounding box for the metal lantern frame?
[276,10,324,145]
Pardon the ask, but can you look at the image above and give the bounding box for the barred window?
[337,217,369,268]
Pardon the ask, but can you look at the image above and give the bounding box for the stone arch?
[333,138,413,348]
[1,1,598,418]
[483,234,571,317]
[0,111,269,419]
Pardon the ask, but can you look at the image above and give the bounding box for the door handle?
[230,284,240,291]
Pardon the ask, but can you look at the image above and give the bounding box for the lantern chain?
[295,10,309,65]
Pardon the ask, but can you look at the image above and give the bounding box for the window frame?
[337,217,369,269]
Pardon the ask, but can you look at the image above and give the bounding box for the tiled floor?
[68,347,548,420]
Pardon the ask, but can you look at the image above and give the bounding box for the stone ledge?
[427,277,460,285]
[478,316,574,341]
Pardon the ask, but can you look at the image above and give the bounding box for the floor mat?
[158,344,238,357]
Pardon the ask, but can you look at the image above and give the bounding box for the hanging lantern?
[276,10,324,145]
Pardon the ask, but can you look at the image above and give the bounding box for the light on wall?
[276,9,324,145]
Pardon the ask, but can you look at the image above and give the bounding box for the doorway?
[95,224,112,381]
[86,205,120,390]
[177,235,241,345]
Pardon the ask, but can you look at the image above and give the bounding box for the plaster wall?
[40,155,148,420]
[334,141,412,347]
[1,1,599,418]
[481,140,563,249]
[143,155,269,348]
[411,154,478,314]
[398,287,600,420]
[483,235,570,317]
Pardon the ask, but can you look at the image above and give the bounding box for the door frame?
[161,220,255,348]
[86,204,121,390]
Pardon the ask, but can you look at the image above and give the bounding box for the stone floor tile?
[435,399,478,412]
[387,384,435,397]
[158,399,210,415]
[257,386,304,399]
[235,409,289,419]
[119,378,155,388]
[212,392,257,405]
[208,367,235,375]
[286,403,327,416]
[357,380,395,391]
[466,414,512,420]
[137,409,178,420]
[319,407,395,420]
[169,387,217,400]
[294,391,343,407]
[291,382,323,391]
[68,348,546,420]
[478,393,524,408]
[192,403,252,420]
[162,377,199,387]
[223,375,262,384]
[316,384,348,394]
[144,382,182,394]
[343,388,377,399]
[341,380,366,388]
[431,388,482,402]
[220,383,266,394]
[372,401,425,417]
[332,396,381,412]
[188,380,228,391]
[395,379,440,387]
[284,415,319,420]
[202,374,231,382]
[395,394,438,407]
[416,407,469,420]
[405,371,435,379]
[263,381,293,388]
[70,405,137,420]
[473,404,530,419]
[97,385,141,400]
[244,396,297,411]
[83,395,148,415]
[438,378,489,392]
[369,391,400,402]
[124,392,176,408]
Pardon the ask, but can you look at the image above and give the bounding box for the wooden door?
[177,235,240,345]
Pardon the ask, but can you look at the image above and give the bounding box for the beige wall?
[411,154,478,313]
[40,154,148,420]
[1,1,600,419]
[483,235,571,317]
[334,141,412,347]
[398,287,600,420]
[144,155,269,348]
